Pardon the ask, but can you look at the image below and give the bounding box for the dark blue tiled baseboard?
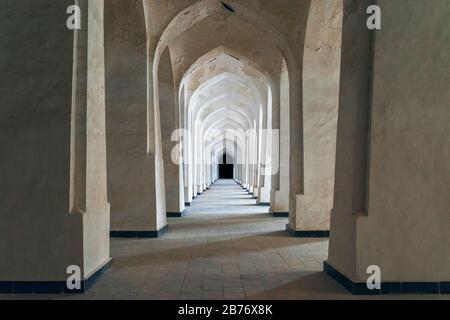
[0,259,112,294]
[259,202,270,207]
[323,261,354,293]
[84,259,112,292]
[167,211,185,218]
[2,281,69,294]
[440,282,450,294]
[324,261,449,295]
[0,282,13,293]
[110,225,168,238]
[379,282,403,295]
[272,212,289,218]
[402,282,440,294]
[12,281,37,294]
[185,202,191,207]
[286,225,329,238]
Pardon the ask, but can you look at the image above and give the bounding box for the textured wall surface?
[271,60,290,214]
[355,0,450,281]
[328,0,450,283]
[159,48,184,214]
[327,0,373,279]
[83,0,110,277]
[105,0,162,232]
[0,0,83,280]
[292,0,343,231]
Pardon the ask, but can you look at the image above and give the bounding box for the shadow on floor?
[111,231,328,270]
[166,213,284,230]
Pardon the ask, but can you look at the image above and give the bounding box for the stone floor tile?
[3,181,448,301]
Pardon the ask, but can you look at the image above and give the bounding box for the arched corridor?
[1,0,449,301]
[10,179,332,300]
[81,179,331,300]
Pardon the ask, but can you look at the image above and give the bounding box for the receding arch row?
[103,0,335,243]
[179,43,272,203]
[4,0,449,297]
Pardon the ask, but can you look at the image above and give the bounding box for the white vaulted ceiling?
[182,49,271,163]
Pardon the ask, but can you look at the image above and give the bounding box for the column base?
[271,211,289,217]
[324,261,450,295]
[0,258,112,294]
[286,224,329,238]
[167,210,185,218]
[110,225,169,238]
[270,190,289,215]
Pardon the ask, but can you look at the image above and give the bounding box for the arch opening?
[218,151,235,179]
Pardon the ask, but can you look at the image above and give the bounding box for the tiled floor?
[2,180,449,300]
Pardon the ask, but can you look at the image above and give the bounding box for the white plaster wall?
[327,0,373,278]
[295,0,342,231]
[83,0,110,277]
[355,0,450,282]
[0,0,83,281]
[272,61,290,213]
[160,48,184,214]
[105,0,160,232]
[329,0,450,283]
[152,51,168,232]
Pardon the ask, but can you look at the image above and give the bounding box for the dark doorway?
[219,153,234,179]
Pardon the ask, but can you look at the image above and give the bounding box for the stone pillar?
[0,0,110,290]
[271,62,290,216]
[106,0,164,236]
[159,48,184,217]
[290,0,343,233]
[184,88,195,203]
[257,94,272,204]
[327,0,450,292]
